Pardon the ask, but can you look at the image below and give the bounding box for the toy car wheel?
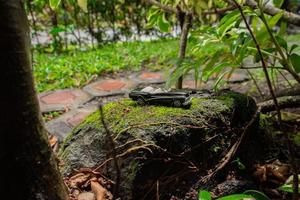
[137,97,145,105]
[173,100,182,107]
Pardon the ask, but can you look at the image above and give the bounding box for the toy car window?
[141,86,155,93]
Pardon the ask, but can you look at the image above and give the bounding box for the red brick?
[41,91,75,104]
[93,80,126,91]
[67,112,89,127]
[139,72,161,80]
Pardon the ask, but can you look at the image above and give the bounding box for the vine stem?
[229,1,299,199]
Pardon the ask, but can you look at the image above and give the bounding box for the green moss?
[71,97,234,138]
[62,93,260,153]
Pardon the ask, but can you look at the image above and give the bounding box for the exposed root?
[190,107,259,190]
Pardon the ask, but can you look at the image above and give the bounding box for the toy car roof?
[130,86,192,96]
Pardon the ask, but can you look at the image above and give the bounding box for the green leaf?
[278,21,287,36]
[49,26,65,35]
[219,9,239,25]
[198,0,209,9]
[278,175,300,193]
[244,190,271,200]
[290,53,300,73]
[146,10,160,28]
[49,0,61,9]
[157,14,171,33]
[147,8,160,21]
[213,70,229,91]
[203,62,232,81]
[255,12,283,44]
[273,0,284,8]
[218,10,240,37]
[268,11,284,29]
[290,44,299,54]
[278,184,293,193]
[198,190,211,200]
[77,0,88,12]
[275,35,287,51]
[217,194,253,200]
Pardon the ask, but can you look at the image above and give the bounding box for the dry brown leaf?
[49,134,58,148]
[254,160,291,184]
[77,192,95,200]
[91,181,106,200]
[69,173,91,188]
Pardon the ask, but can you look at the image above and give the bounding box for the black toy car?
[129,86,192,108]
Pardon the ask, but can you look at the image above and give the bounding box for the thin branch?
[203,6,235,15]
[145,0,177,14]
[259,95,300,113]
[246,0,300,26]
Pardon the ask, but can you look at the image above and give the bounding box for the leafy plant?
[168,2,300,89]
[278,175,300,193]
[198,189,270,200]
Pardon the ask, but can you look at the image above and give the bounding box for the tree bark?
[0,1,68,200]
[246,0,300,26]
[259,95,300,113]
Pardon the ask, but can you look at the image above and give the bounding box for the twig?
[99,103,121,198]
[259,95,300,113]
[203,6,236,15]
[156,180,160,200]
[245,0,300,26]
[93,143,156,172]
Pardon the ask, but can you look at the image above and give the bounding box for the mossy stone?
[59,91,258,199]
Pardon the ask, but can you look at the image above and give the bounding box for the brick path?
[39,70,249,140]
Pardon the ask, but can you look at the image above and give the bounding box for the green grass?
[34,39,181,92]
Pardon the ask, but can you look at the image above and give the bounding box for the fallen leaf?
[91,181,107,200]
[78,192,95,200]
[69,173,91,188]
[49,134,58,148]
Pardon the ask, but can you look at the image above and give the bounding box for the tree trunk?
[27,0,41,47]
[0,1,68,200]
[176,13,192,89]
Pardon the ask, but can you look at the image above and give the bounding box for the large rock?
[59,91,258,199]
